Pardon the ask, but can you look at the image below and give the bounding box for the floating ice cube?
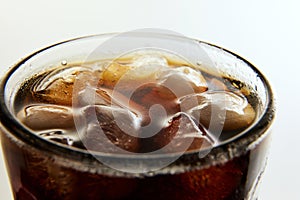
[79,105,140,153]
[129,83,179,123]
[207,78,228,91]
[141,112,212,153]
[180,91,256,132]
[17,104,75,130]
[131,53,168,68]
[32,66,93,106]
[75,86,112,107]
[101,54,168,90]
[157,66,207,98]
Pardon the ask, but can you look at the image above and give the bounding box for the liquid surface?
[15,51,257,154]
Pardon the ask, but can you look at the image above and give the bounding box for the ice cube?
[141,112,212,153]
[180,91,256,132]
[131,53,168,68]
[157,66,207,97]
[17,104,75,130]
[32,66,94,106]
[74,85,153,127]
[100,62,133,88]
[75,86,112,108]
[207,78,228,91]
[129,83,180,123]
[100,55,168,90]
[80,105,140,153]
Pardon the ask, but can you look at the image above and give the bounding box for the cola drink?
[0,33,275,200]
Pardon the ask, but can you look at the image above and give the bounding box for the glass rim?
[0,33,275,164]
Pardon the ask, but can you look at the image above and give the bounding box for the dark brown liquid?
[14,54,257,153]
[1,52,269,200]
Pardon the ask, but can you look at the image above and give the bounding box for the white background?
[0,0,299,199]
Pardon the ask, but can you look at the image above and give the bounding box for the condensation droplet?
[61,60,68,66]
[148,171,155,176]
[196,61,202,66]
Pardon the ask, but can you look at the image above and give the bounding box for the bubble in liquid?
[61,60,68,66]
